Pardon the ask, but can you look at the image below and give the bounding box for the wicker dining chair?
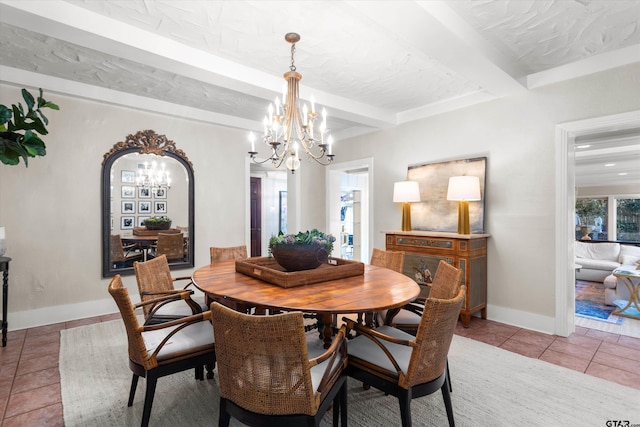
[108,275,216,427]
[362,248,405,327]
[149,232,185,261]
[343,285,466,427]
[210,302,349,427]
[384,260,462,331]
[209,245,248,263]
[110,234,143,268]
[134,255,207,325]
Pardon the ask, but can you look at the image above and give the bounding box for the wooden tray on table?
[235,257,364,288]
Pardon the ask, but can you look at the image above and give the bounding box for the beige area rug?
[575,314,640,338]
[60,320,639,427]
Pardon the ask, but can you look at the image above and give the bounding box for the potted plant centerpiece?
[142,216,172,230]
[269,229,336,271]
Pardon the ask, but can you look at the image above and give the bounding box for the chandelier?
[136,159,171,192]
[248,33,334,174]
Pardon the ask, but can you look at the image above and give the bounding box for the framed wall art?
[121,185,135,198]
[138,201,151,214]
[120,216,134,230]
[407,157,487,233]
[154,187,167,199]
[154,201,167,214]
[121,201,135,214]
[121,170,135,183]
[138,187,151,198]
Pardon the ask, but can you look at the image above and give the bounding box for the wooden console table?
[1,257,10,347]
[385,231,489,327]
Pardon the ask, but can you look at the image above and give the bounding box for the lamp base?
[401,202,412,231]
[457,200,470,235]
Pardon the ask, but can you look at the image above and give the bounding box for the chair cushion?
[306,332,345,391]
[142,321,214,362]
[391,307,422,326]
[347,325,414,374]
[575,258,620,271]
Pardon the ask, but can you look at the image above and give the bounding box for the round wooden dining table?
[191,259,420,347]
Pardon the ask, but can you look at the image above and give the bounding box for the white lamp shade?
[447,176,481,201]
[393,181,420,203]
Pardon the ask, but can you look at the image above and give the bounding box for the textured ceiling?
[0,0,639,186]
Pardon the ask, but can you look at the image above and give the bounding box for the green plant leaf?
[22,130,46,156]
[0,105,11,125]
[21,88,35,110]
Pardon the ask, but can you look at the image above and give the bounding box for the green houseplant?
[0,88,59,167]
[269,229,336,271]
[142,216,172,230]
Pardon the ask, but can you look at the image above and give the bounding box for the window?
[576,196,640,242]
[575,198,607,241]
[616,198,640,242]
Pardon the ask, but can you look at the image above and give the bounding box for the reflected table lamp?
[393,181,420,231]
[447,176,481,235]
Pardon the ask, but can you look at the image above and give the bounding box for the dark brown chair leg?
[141,374,158,427]
[441,381,455,427]
[128,374,139,407]
[399,389,412,427]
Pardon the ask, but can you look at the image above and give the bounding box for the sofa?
[574,241,640,306]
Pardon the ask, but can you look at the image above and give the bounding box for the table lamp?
[447,176,481,235]
[393,181,420,231]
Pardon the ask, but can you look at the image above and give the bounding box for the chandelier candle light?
[393,181,421,232]
[136,160,171,193]
[447,176,481,235]
[248,33,334,173]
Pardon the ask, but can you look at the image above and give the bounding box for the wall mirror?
[101,130,194,277]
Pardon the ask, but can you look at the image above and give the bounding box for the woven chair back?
[108,275,152,369]
[370,248,405,273]
[403,285,465,389]
[429,260,463,300]
[109,234,127,262]
[209,245,248,263]
[211,302,319,416]
[134,255,175,317]
[156,233,184,260]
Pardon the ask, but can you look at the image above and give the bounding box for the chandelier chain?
[290,42,297,72]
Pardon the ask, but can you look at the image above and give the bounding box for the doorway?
[555,110,640,337]
[326,158,374,263]
[249,165,287,256]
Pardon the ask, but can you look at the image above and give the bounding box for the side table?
[0,256,10,347]
[612,267,640,319]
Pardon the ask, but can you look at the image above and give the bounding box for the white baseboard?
[485,303,560,336]
[7,294,141,331]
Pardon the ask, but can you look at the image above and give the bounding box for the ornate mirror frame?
[101,130,195,277]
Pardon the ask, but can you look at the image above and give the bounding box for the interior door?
[250,177,262,256]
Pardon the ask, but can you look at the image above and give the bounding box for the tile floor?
[1,314,639,426]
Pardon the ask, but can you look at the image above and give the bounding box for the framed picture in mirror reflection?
[139,201,151,214]
[121,185,135,198]
[139,187,151,198]
[137,216,150,227]
[154,187,167,199]
[121,216,134,230]
[121,170,135,183]
[154,201,167,214]
[121,201,135,214]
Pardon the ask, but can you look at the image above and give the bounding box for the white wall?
[0,84,248,328]
[336,63,640,334]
